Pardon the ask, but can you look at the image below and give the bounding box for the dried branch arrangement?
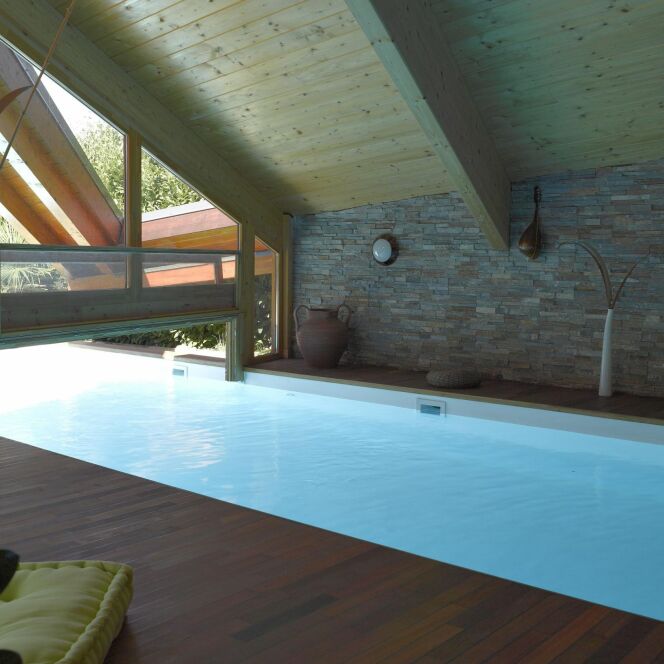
[0,0,77,172]
[558,240,646,309]
[558,240,652,397]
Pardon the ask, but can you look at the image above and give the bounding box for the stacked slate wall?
[293,159,664,396]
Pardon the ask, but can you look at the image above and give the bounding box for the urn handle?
[293,304,310,332]
[337,304,352,327]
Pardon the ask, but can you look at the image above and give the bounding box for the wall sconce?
[372,234,399,265]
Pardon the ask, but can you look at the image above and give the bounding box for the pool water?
[1,345,664,620]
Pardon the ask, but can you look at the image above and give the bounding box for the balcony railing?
[0,244,239,345]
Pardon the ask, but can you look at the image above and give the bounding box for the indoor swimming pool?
[1,344,663,620]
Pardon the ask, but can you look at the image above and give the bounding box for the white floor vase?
[559,241,650,399]
[599,308,614,397]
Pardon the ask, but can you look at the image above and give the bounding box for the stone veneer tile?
[292,159,664,397]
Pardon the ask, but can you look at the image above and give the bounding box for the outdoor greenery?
[254,273,274,355]
[78,124,201,214]
[99,324,226,350]
[0,218,67,293]
[78,124,126,212]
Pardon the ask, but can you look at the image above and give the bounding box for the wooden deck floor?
[249,359,664,425]
[2,436,664,663]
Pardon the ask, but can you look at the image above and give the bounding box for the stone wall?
[292,159,664,396]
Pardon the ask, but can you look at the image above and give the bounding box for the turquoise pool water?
[1,346,664,620]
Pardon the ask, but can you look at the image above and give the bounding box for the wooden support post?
[125,130,142,248]
[269,254,278,355]
[0,162,74,244]
[225,317,243,382]
[125,130,142,294]
[279,214,293,358]
[347,0,511,249]
[239,222,255,366]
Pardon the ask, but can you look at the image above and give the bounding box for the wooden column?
[269,253,278,355]
[124,130,142,295]
[279,214,293,358]
[225,317,243,382]
[124,130,142,248]
[239,222,255,366]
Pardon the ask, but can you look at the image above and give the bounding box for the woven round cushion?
[426,369,481,388]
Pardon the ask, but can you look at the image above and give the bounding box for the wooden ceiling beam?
[347,0,511,249]
[0,0,283,250]
[0,162,75,245]
[0,42,121,246]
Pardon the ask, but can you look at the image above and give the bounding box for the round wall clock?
[371,234,398,266]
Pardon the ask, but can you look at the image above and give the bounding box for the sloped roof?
[45,0,664,213]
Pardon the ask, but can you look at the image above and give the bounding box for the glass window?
[140,150,238,288]
[0,38,239,342]
[140,149,238,251]
[0,39,125,250]
[254,238,278,356]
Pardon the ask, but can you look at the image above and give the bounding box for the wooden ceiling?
[433,0,664,180]
[45,0,664,214]
[46,0,450,214]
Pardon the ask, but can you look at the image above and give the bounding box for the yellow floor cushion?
[0,561,133,664]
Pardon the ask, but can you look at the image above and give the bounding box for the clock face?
[372,238,393,263]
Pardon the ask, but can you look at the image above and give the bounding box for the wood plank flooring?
[249,359,664,425]
[2,436,663,663]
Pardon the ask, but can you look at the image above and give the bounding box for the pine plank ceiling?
[46,0,664,215]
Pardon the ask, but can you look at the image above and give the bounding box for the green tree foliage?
[140,151,200,213]
[77,124,126,212]
[98,329,177,348]
[254,273,274,355]
[98,325,226,350]
[77,124,200,213]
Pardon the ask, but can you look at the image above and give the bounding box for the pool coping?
[68,342,663,443]
[243,367,663,445]
[246,365,664,428]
